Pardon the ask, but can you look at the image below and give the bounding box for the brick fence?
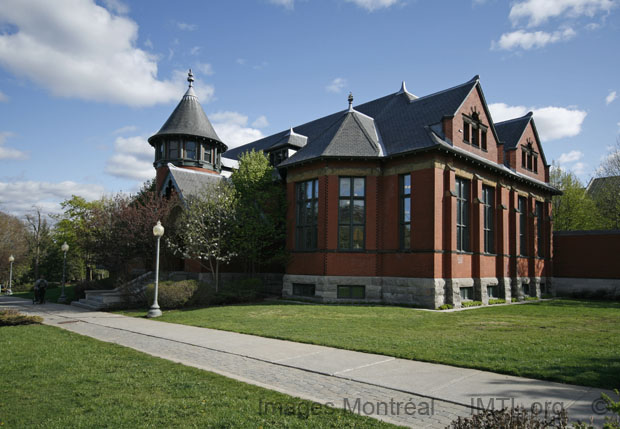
[553,230,620,299]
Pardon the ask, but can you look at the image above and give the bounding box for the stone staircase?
[71,271,153,311]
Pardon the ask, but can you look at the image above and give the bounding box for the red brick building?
[152,73,560,309]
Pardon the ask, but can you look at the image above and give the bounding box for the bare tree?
[25,207,51,280]
[592,138,620,229]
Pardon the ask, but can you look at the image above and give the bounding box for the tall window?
[482,185,495,254]
[456,178,470,252]
[202,144,212,163]
[168,140,179,158]
[185,141,196,159]
[522,140,539,173]
[339,177,365,250]
[295,179,318,250]
[535,201,544,258]
[518,196,527,256]
[463,112,488,151]
[399,174,411,249]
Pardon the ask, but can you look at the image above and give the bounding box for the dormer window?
[462,112,488,151]
[521,140,538,173]
[269,148,289,166]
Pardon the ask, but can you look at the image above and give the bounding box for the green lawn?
[11,284,77,304]
[121,299,620,390]
[0,324,397,428]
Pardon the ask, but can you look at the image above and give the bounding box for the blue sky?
[0,0,618,217]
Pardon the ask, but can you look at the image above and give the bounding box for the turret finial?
[187,69,194,87]
[348,92,354,111]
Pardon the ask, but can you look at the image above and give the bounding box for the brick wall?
[553,230,620,279]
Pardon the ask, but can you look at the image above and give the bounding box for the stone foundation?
[283,275,547,309]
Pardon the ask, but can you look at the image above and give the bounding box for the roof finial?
[187,69,194,87]
[348,92,354,111]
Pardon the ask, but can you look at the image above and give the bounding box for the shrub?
[461,300,483,308]
[211,278,263,305]
[438,304,454,310]
[447,406,568,428]
[488,299,506,305]
[145,280,199,309]
[525,296,539,301]
[0,310,42,326]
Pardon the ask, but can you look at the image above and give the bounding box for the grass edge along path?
[119,299,620,390]
[0,324,399,428]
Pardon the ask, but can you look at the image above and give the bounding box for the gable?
[514,121,547,181]
[449,83,501,164]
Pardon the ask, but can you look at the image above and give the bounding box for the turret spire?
[348,92,354,111]
[187,69,194,87]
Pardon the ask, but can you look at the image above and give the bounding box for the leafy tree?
[591,139,620,229]
[230,149,287,274]
[550,163,602,231]
[85,182,177,282]
[167,180,237,292]
[53,195,102,281]
[0,211,28,286]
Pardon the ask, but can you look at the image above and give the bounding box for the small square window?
[460,287,473,301]
[487,285,499,299]
[337,285,365,299]
[292,283,315,297]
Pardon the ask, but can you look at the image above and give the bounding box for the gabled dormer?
[495,112,549,182]
[442,75,502,164]
[266,127,307,166]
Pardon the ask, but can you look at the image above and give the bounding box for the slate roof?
[495,112,533,150]
[222,75,558,193]
[586,176,620,198]
[149,86,224,149]
[163,163,222,200]
[224,76,480,165]
[268,128,308,151]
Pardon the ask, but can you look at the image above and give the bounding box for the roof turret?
[148,70,225,150]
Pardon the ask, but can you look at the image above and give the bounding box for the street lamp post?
[147,220,164,318]
[8,255,14,295]
[58,242,69,303]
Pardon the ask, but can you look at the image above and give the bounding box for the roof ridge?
[406,77,477,104]
[495,112,533,126]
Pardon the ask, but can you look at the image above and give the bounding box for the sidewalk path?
[1,296,613,428]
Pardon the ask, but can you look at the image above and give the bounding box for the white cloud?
[509,0,616,27]
[101,0,128,14]
[210,111,265,149]
[269,0,294,10]
[570,161,587,175]
[0,91,8,102]
[0,132,27,160]
[176,21,197,31]
[326,77,347,93]
[606,90,617,105]
[190,46,201,55]
[112,125,138,135]
[195,62,214,76]
[105,136,154,181]
[236,58,246,66]
[344,0,400,11]
[0,180,105,217]
[252,115,269,128]
[558,150,584,163]
[0,0,182,107]
[489,103,587,141]
[492,28,576,50]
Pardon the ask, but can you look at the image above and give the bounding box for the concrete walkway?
[1,296,614,428]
